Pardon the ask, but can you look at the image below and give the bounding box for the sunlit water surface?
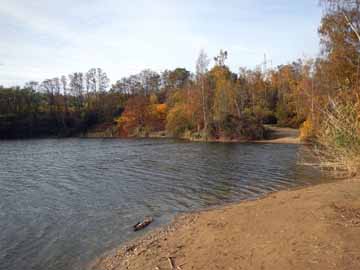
[0,139,330,270]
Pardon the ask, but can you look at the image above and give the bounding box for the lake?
[0,139,329,270]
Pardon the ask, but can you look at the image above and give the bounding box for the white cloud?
[0,0,321,86]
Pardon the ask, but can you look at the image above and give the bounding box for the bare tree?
[196,50,210,137]
[86,68,97,94]
[214,49,228,67]
[60,75,68,114]
[138,69,160,95]
[69,72,84,110]
[97,68,110,92]
[40,79,56,115]
[25,81,39,92]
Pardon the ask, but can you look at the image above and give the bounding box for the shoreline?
[253,126,301,144]
[2,126,301,145]
[84,125,302,145]
[91,178,360,270]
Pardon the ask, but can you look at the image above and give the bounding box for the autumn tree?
[210,51,238,125]
[117,95,150,136]
[166,89,196,137]
[319,0,360,95]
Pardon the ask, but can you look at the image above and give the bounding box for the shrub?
[275,103,304,128]
[253,106,277,125]
[166,104,193,137]
[315,99,360,177]
[300,118,315,141]
[210,113,265,140]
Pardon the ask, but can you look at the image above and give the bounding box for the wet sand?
[92,178,360,270]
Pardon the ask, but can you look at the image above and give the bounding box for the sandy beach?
[92,178,360,270]
[254,126,301,144]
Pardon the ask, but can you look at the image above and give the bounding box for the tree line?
[115,0,360,145]
[1,0,359,150]
[114,53,319,141]
[0,68,125,138]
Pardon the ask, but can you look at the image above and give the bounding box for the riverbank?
[92,178,360,270]
[84,125,301,144]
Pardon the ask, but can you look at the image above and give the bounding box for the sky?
[0,0,323,87]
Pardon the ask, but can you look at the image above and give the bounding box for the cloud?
[0,0,322,86]
[0,1,77,43]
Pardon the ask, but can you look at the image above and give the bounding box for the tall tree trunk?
[201,77,208,139]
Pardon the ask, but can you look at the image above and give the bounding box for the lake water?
[0,139,329,270]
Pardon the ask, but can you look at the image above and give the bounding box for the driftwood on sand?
[133,217,153,231]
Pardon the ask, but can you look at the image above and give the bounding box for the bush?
[253,106,277,125]
[275,103,304,128]
[300,118,315,141]
[210,113,265,140]
[315,99,360,177]
[166,104,193,136]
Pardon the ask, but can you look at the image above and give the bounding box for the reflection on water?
[0,139,329,270]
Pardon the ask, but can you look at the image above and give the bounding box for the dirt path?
[92,179,360,270]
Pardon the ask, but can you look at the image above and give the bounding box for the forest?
[0,54,308,140]
[0,0,359,173]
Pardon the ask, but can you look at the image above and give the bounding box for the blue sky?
[0,0,323,87]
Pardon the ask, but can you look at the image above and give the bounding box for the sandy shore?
[91,178,360,270]
[84,125,301,145]
[254,126,301,144]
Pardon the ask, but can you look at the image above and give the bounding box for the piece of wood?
[133,217,153,231]
[168,257,175,269]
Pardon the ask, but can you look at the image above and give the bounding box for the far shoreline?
[83,125,302,145]
[0,125,302,145]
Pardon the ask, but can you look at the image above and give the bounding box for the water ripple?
[0,138,330,270]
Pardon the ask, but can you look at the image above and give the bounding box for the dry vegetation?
[297,0,360,177]
[313,99,360,177]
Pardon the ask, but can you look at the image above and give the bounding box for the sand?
[92,178,360,270]
[255,126,301,144]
